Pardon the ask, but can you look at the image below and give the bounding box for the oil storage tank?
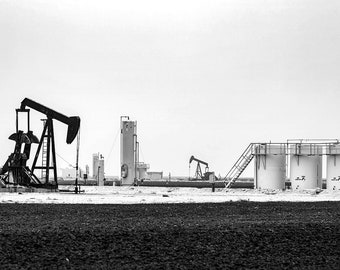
[326,144,340,190]
[290,144,322,190]
[254,144,286,190]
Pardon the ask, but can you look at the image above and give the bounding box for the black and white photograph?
[0,0,340,269]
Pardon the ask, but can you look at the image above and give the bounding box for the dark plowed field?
[1,202,340,269]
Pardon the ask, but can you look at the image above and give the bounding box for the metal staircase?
[224,143,254,188]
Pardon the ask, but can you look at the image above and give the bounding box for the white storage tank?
[290,144,322,190]
[137,162,149,180]
[97,158,105,186]
[326,144,340,190]
[254,144,286,190]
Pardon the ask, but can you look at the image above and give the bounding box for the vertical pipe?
[97,165,100,186]
[134,121,137,184]
[254,147,258,189]
[75,127,80,193]
[133,134,137,184]
[50,119,58,186]
[136,141,139,180]
[45,119,51,183]
[27,109,30,132]
[135,122,137,182]
[16,110,18,133]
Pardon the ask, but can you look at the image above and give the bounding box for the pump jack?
[0,98,80,189]
[189,155,217,180]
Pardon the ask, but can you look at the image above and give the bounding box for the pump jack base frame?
[1,166,58,190]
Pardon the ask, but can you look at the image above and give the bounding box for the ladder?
[224,143,254,188]
[41,120,48,181]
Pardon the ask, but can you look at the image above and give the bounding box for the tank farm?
[0,98,339,269]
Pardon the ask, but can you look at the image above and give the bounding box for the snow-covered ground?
[0,186,340,204]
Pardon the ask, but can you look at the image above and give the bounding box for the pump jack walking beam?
[20,98,80,144]
[19,98,80,186]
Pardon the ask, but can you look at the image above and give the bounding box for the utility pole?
[75,128,80,194]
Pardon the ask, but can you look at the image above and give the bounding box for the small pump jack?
[189,155,218,181]
[189,155,210,180]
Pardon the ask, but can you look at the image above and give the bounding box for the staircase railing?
[224,143,254,188]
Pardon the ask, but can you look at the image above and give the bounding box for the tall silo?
[92,153,99,178]
[326,144,340,190]
[97,157,105,186]
[290,144,322,190]
[254,144,286,190]
[120,117,137,185]
[93,153,105,186]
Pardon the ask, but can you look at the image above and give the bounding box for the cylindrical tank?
[120,119,136,185]
[290,144,322,190]
[98,159,105,186]
[137,163,149,180]
[326,144,340,190]
[254,144,286,190]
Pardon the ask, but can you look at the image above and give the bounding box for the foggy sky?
[1,0,340,177]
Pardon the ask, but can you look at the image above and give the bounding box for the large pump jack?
[0,98,80,189]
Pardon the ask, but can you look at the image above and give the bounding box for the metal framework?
[0,109,41,187]
[189,155,209,180]
[31,118,58,184]
[224,139,340,189]
[0,98,80,189]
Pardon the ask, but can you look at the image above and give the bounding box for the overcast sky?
[1,0,340,178]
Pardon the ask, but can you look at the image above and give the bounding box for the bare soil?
[0,202,339,269]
